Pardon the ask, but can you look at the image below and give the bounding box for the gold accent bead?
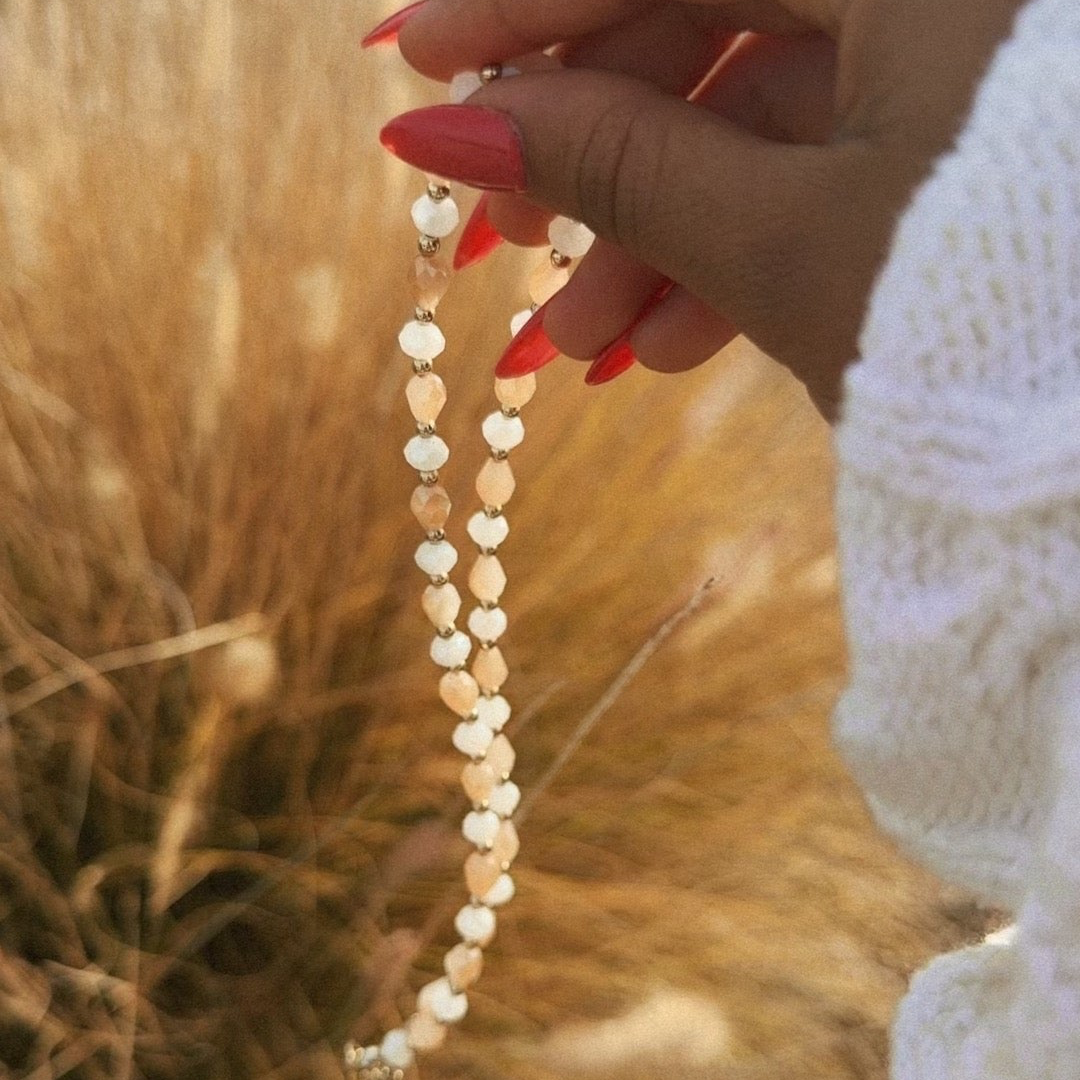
[551,249,571,268]
[418,234,440,256]
[427,181,451,201]
[414,306,434,323]
[480,62,502,83]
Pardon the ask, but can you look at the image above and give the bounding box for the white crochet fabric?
[832,0,1080,1075]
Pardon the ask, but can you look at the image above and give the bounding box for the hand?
[379,0,1026,417]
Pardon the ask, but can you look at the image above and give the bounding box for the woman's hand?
[377,0,1026,417]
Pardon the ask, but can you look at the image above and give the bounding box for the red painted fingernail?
[380,106,527,192]
[495,303,560,377]
[584,280,675,386]
[584,338,636,385]
[360,0,428,47]
[454,194,504,270]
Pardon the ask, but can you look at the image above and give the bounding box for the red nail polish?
[360,0,428,47]
[584,338,636,385]
[583,280,674,386]
[495,304,559,377]
[380,106,527,192]
[454,194,504,270]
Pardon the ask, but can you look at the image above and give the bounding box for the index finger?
[398,0,655,80]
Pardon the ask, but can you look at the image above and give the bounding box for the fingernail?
[495,303,559,377]
[584,338,636,385]
[360,0,428,48]
[584,280,674,386]
[380,105,527,192]
[454,194,504,269]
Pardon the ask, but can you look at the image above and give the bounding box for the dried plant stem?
[5,613,267,716]
[516,577,718,826]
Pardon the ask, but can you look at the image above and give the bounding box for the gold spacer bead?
[480,62,503,83]
[491,448,509,461]
[550,249,571,268]
[412,359,433,374]
[417,422,436,436]
[420,470,439,485]
[437,625,456,639]
[483,506,502,518]
[414,306,434,323]
[501,405,520,418]
[427,528,445,542]
[427,181,451,201]
[418,234,440,256]
[431,573,449,586]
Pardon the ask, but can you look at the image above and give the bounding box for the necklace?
[344,66,594,1079]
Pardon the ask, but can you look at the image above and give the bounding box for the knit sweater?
[832,0,1080,1075]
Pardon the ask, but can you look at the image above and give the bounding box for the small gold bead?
[437,625,456,639]
[420,470,439,485]
[412,359,433,374]
[492,449,509,461]
[414,306,434,323]
[550,250,571,268]
[416,422,436,436]
[418,234,440,256]
[480,62,503,83]
[427,181,451,201]
[427,528,445,542]
[501,405,520,418]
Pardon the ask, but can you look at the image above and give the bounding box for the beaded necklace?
[343,65,594,1079]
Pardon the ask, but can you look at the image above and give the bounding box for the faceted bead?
[482,411,525,452]
[465,851,502,898]
[455,903,496,946]
[494,374,537,410]
[469,555,507,604]
[406,373,447,424]
[548,216,595,258]
[409,254,452,311]
[476,458,516,507]
[411,484,451,531]
[422,582,461,629]
[482,873,515,907]
[509,307,533,337]
[462,808,500,848]
[380,1029,414,1069]
[461,760,498,803]
[407,1011,447,1052]
[488,780,521,818]
[444,943,484,992]
[475,694,511,731]
[440,670,480,716]
[404,434,449,472]
[449,71,483,103]
[417,977,469,1024]
[452,720,494,758]
[399,319,446,361]
[467,511,509,550]
[415,539,458,577]
[528,259,571,306]
[411,193,460,238]
[468,605,508,643]
[473,645,509,690]
[491,818,520,866]
[485,734,516,780]
[431,630,471,668]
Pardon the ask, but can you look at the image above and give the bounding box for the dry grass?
[0,3,993,1078]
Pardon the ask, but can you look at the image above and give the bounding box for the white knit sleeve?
[830,0,1080,1076]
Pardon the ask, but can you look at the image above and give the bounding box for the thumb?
[382,68,884,401]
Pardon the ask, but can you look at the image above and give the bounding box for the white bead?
[482,873,515,907]
[415,540,458,576]
[452,720,494,758]
[488,780,521,818]
[455,903,496,946]
[449,71,483,103]
[482,411,525,452]
[404,434,449,471]
[380,1029,414,1069]
[467,511,510,550]
[475,694,511,731]
[462,809,500,848]
[398,319,446,361]
[411,193,460,238]
[431,631,471,668]
[509,307,533,337]
[548,216,595,258]
[468,605,508,642]
[418,977,469,1024]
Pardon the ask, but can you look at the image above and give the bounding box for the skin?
[397,0,1028,418]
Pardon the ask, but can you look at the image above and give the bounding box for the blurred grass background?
[0,1,992,1077]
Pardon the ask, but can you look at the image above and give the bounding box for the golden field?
[0,2,991,1077]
